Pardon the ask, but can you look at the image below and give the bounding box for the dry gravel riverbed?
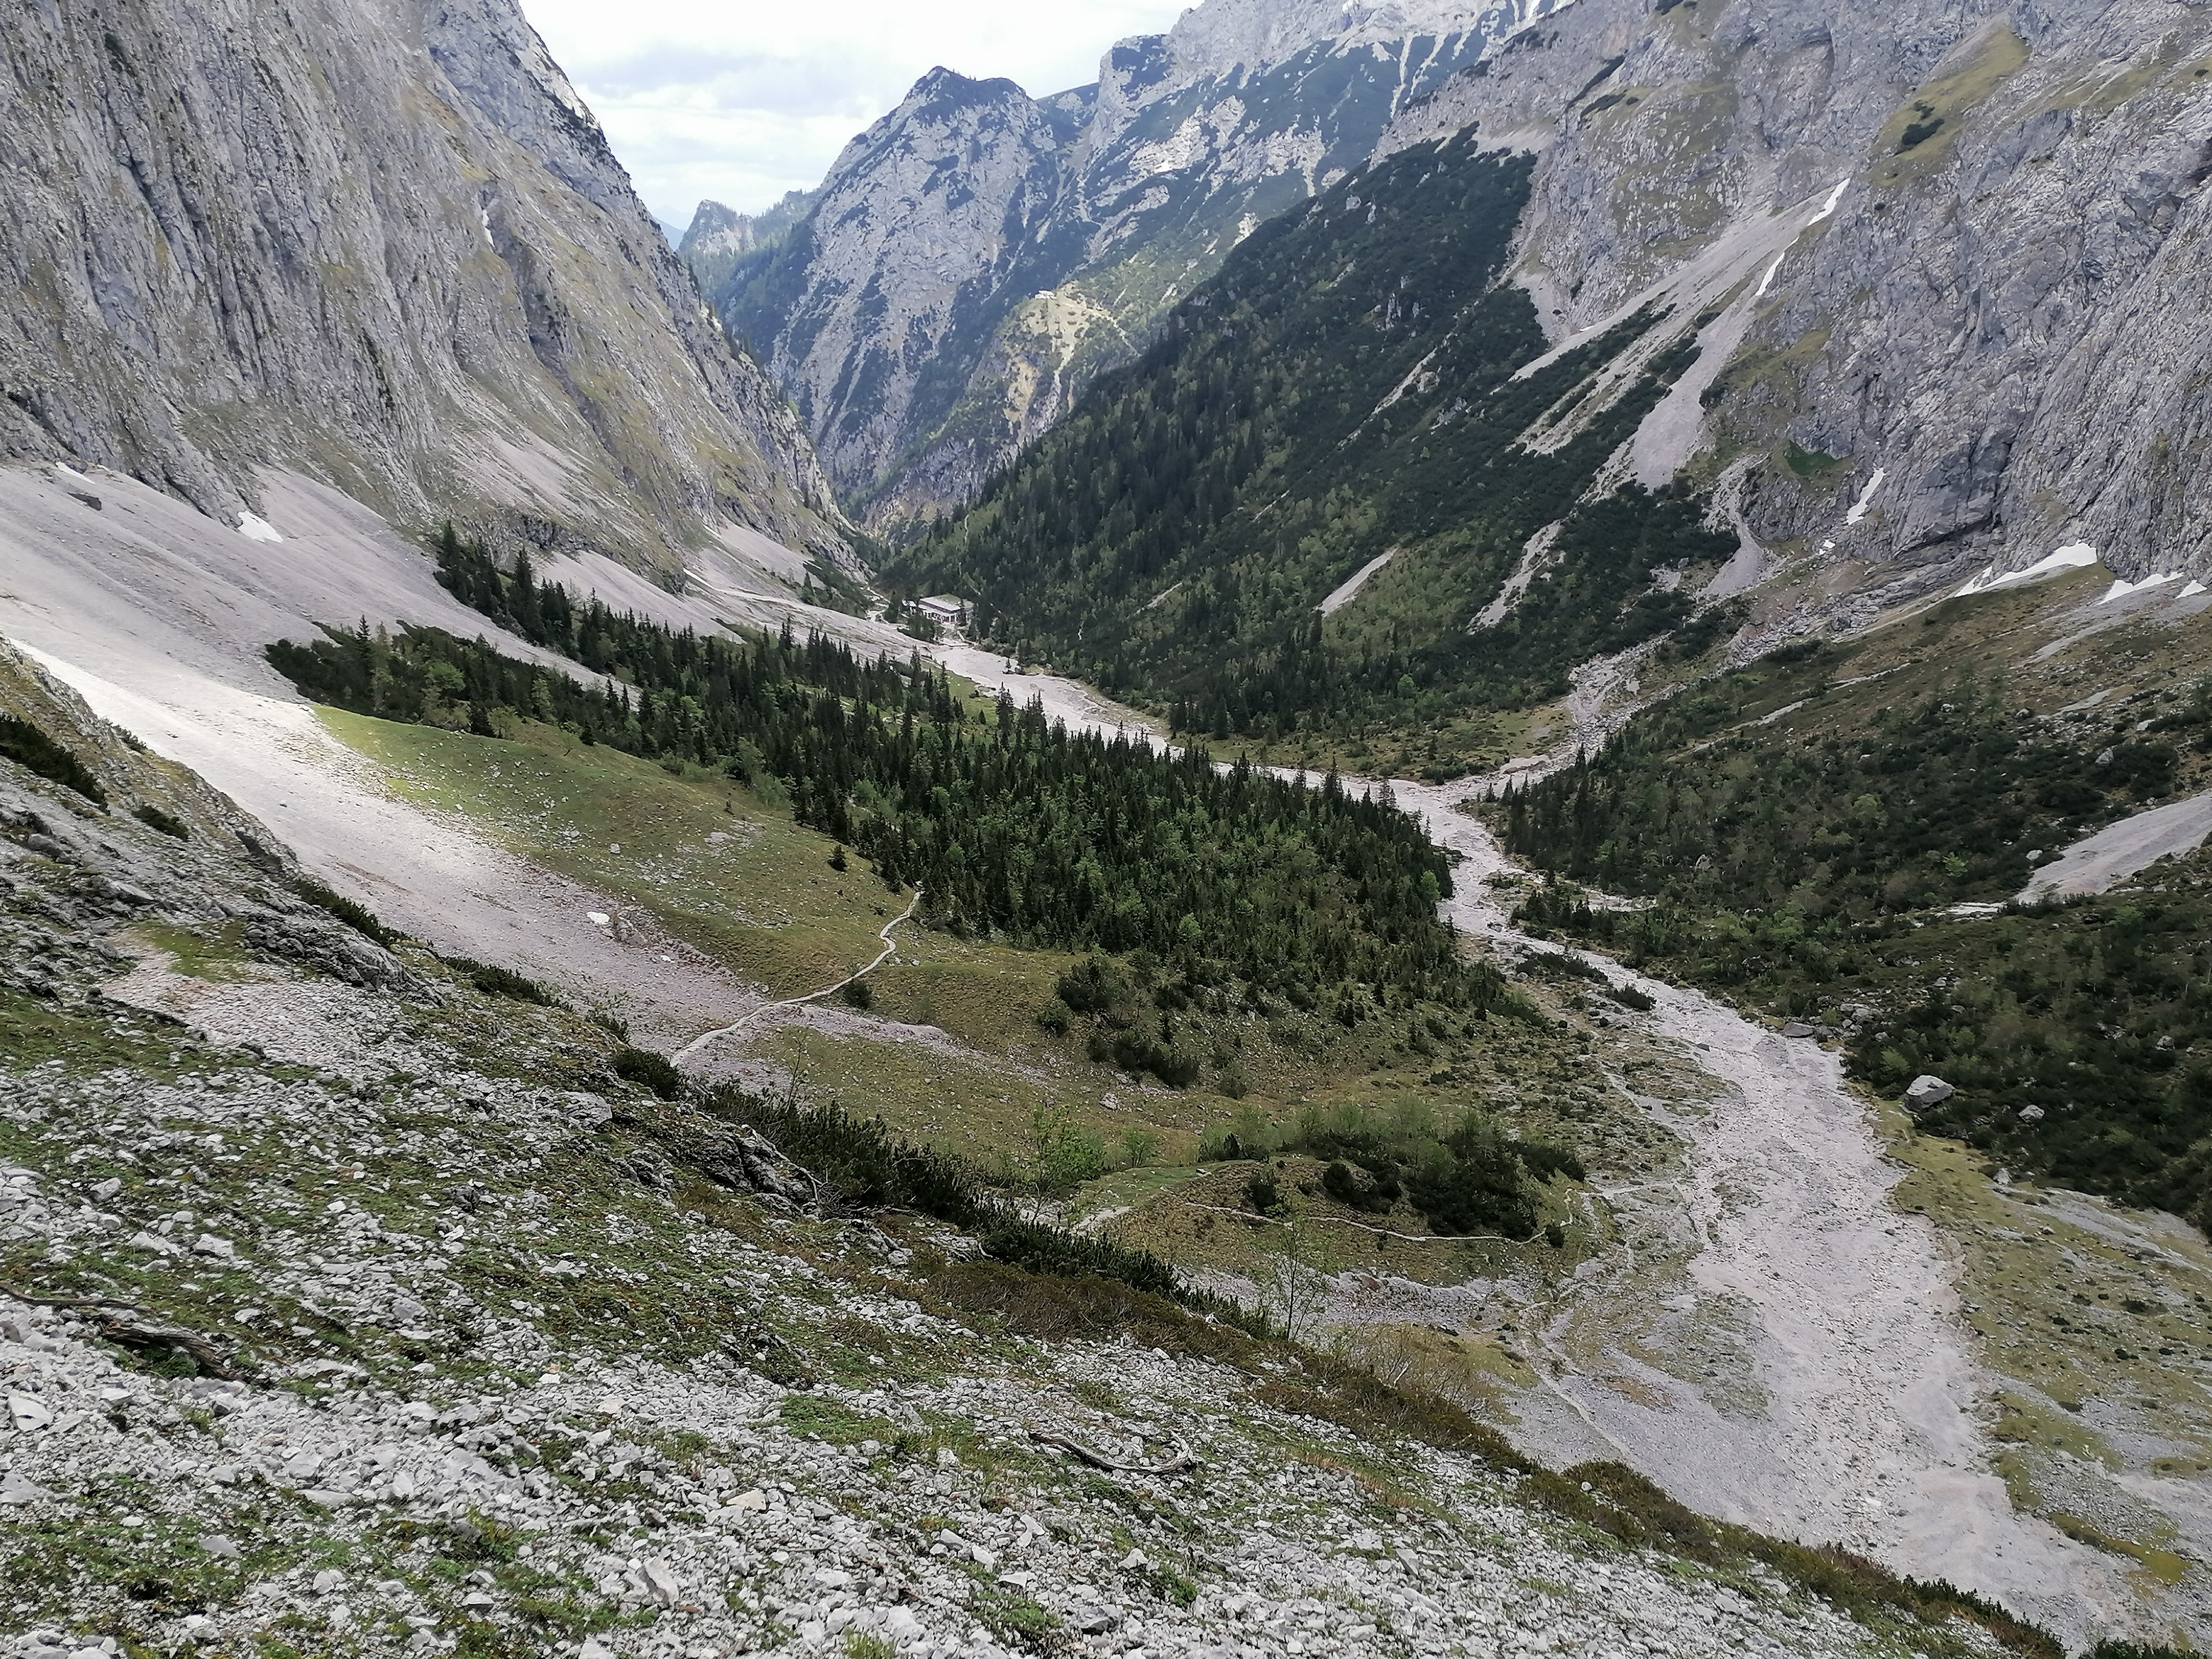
[930,647,2140,1645]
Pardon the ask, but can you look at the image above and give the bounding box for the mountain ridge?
[0,0,849,572]
[692,0,1576,528]
[1371,0,2212,592]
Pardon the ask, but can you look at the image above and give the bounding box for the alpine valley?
[0,1,2209,1657]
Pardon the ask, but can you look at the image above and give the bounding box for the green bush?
[132,802,189,839]
[295,879,396,947]
[612,1048,682,1100]
[0,714,106,805]
[448,958,559,1007]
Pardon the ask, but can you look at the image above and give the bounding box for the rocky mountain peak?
[701,0,1559,526]
[1374,0,2212,596]
[1159,0,1563,82]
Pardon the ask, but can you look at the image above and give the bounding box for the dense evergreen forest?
[890,129,1736,771]
[1497,648,2211,1229]
[268,534,1499,1019]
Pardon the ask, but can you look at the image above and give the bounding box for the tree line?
[267,533,1502,1015]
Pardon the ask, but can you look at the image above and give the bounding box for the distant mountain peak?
[693,0,1558,529]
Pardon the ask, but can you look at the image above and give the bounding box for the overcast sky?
[520,1,1191,233]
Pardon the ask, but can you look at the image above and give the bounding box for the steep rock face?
[1377,0,2212,593]
[0,0,848,568]
[703,0,1573,528]
[677,191,815,302]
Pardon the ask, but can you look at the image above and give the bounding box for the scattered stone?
[1780,1021,1818,1039]
[2018,1104,2047,1124]
[198,1534,242,1559]
[9,1393,54,1431]
[641,1559,681,1609]
[1904,1075,1955,1111]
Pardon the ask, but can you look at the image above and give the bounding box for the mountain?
[1378,0,2212,602]
[0,0,849,571]
[690,0,1575,527]
[891,124,1737,774]
[676,190,816,301]
[895,0,2212,774]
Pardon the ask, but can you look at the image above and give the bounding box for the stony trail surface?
[676,889,924,1065]
[922,641,2133,1643]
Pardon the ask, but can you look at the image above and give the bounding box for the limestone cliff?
[701,0,1574,528]
[1376,0,2212,597]
[0,0,849,568]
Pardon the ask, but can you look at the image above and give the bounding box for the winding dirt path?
[674,888,924,1064]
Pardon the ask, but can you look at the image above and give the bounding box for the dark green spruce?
[266,532,1501,1020]
[1497,650,2211,1230]
[889,131,1735,768]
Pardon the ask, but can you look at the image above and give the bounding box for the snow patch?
[1755,255,1785,299]
[1953,542,2101,597]
[1842,469,1884,525]
[2183,580,2208,598]
[1807,179,1850,225]
[2098,572,2180,605]
[236,513,284,544]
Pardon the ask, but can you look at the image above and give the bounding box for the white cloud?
[518,1,1190,229]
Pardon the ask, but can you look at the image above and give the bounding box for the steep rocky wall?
[0,0,849,568]
[1379,0,2212,591]
[708,0,1573,529]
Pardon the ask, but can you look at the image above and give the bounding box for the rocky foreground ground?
[0,647,2032,1659]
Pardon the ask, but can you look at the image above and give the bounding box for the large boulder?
[1905,1075,1957,1112]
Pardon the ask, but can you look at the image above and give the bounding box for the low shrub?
[449,958,559,1006]
[925,1259,1264,1358]
[613,1048,682,1100]
[132,803,189,839]
[0,714,106,805]
[295,879,397,947]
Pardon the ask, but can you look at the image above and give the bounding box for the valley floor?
[4,461,2206,1649]
[933,650,2210,1650]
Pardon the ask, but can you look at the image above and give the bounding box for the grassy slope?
[310,702,1636,1295]
[321,709,896,1000]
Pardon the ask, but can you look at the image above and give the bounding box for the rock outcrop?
[675,192,815,306]
[0,0,849,570]
[701,0,1574,527]
[1375,0,2212,596]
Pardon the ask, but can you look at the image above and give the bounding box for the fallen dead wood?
[1029,1427,1198,1476]
[2,1285,249,1381]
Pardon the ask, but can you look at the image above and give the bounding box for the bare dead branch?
[1029,1428,1198,1477]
